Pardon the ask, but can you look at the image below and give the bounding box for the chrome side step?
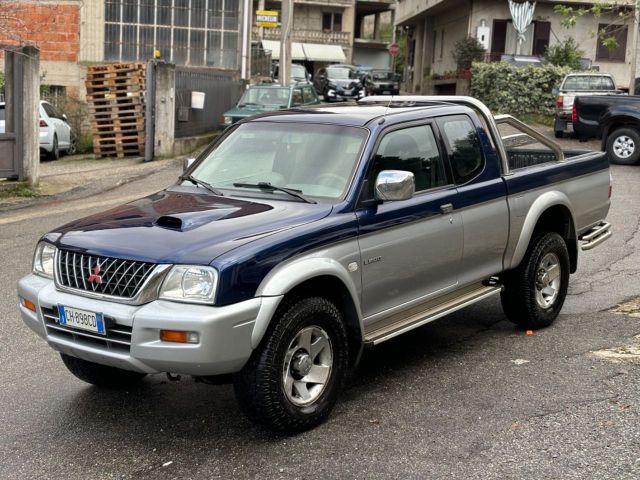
[364,284,502,346]
[580,221,612,251]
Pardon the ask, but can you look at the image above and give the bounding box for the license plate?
[57,305,106,335]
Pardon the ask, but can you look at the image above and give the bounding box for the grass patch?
[0,182,40,199]
[520,113,555,128]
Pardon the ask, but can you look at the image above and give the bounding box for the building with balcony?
[253,0,396,75]
[396,0,639,94]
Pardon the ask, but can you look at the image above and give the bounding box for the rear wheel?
[233,297,348,433]
[501,232,570,329]
[554,130,564,139]
[606,127,640,165]
[60,353,146,388]
[47,134,60,160]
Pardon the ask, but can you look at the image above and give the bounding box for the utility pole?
[279,0,293,86]
[629,5,639,95]
[241,0,252,81]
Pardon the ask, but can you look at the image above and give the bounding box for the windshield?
[372,70,394,81]
[190,122,368,200]
[563,76,615,91]
[239,87,290,107]
[327,67,357,79]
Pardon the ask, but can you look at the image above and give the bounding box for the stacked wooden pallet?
[85,63,146,158]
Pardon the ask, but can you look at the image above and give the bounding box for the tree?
[554,3,634,50]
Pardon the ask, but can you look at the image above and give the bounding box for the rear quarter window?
[437,115,484,184]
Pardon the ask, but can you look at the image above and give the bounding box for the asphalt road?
[1,155,639,479]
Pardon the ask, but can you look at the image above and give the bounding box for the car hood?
[224,104,286,118]
[48,189,333,265]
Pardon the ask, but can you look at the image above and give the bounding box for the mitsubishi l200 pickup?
[18,96,612,433]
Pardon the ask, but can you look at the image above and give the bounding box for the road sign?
[256,10,279,28]
[388,43,400,56]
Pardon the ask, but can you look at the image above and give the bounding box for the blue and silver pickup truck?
[18,96,612,433]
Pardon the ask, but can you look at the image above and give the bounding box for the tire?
[501,232,570,330]
[60,353,146,388]
[554,130,564,139]
[47,134,60,160]
[606,127,640,165]
[233,296,349,434]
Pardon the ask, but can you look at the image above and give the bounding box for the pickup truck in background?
[18,96,612,433]
[554,73,623,138]
[573,94,640,164]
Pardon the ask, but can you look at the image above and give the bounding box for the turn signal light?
[160,329,199,344]
[571,104,577,123]
[555,96,563,109]
[21,298,37,312]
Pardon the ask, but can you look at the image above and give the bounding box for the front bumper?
[18,274,281,376]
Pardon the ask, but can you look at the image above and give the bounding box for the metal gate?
[174,67,243,138]
[0,48,23,180]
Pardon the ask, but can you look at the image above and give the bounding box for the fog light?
[160,330,199,344]
[20,298,36,312]
[328,89,336,97]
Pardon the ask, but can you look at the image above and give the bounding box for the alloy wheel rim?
[535,252,561,309]
[282,325,333,406]
[613,135,635,158]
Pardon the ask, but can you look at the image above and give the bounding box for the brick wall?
[0,2,80,62]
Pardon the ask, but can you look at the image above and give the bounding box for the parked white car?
[0,101,76,160]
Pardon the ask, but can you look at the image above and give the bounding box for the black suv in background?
[363,69,400,96]
[313,65,364,102]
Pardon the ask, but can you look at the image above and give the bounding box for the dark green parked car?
[223,84,321,126]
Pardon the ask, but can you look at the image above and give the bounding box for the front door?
[356,123,463,320]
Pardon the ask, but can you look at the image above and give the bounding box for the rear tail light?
[571,104,577,123]
[556,95,563,109]
[39,118,48,127]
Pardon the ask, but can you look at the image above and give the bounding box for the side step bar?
[580,221,612,251]
[364,284,502,346]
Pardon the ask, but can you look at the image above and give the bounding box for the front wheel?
[60,353,147,388]
[606,127,640,165]
[501,232,570,329]
[233,297,349,433]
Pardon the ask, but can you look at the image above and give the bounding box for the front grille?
[56,250,155,299]
[41,305,132,353]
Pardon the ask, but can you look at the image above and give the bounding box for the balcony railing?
[253,27,351,46]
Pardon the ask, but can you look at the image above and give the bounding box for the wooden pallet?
[86,63,146,159]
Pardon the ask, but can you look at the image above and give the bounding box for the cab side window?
[302,87,315,104]
[291,88,303,107]
[365,124,450,198]
[437,115,484,184]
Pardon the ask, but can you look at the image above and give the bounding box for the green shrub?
[452,37,486,71]
[470,62,571,116]
[544,37,584,69]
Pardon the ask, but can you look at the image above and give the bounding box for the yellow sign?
[256,10,279,28]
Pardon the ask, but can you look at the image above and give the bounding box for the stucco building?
[396,0,640,93]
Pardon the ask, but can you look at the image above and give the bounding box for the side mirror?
[551,87,559,96]
[62,113,68,122]
[375,170,415,202]
[183,157,196,172]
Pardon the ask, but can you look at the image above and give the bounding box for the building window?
[439,30,444,59]
[596,23,628,62]
[104,0,240,68]
[323,12,342,33]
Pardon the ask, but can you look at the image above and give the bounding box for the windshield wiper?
[232,182,316,204]
[179,174,224,196]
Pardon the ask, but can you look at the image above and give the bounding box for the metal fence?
[174,66,243,138]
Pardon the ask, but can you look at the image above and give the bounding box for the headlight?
[159,265,218,304]
[224,116,233,125]
[33,242,56,279]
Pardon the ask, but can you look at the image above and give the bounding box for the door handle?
[440,203,454,214]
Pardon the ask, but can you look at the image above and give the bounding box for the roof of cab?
[249,102,466,127]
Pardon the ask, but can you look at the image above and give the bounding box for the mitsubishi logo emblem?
[87,264,103,284]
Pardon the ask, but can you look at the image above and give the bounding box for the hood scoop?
[155,208,239,231]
